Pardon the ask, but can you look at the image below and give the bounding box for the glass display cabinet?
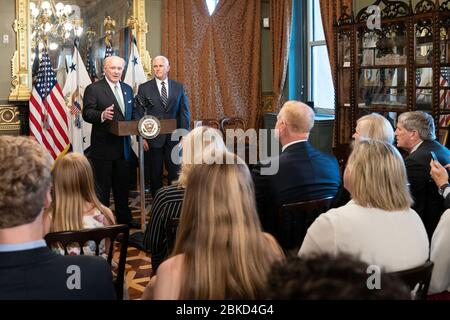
[334,0,450,160]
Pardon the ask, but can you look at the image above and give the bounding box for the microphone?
[134,94,154,114]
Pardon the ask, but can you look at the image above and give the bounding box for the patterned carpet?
[112,189,154,300]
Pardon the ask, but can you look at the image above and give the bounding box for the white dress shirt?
[282,139,308,152]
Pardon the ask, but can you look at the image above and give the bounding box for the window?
[288,0,334,112]
[206,0,219,15]
[308,0,334,110]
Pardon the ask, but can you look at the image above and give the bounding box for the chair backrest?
[44,224,129,300]
[192,119,221,130]
[387,261,434,300]
[277,196,334,251]
[166,217,180,255]
[220,117,246,136]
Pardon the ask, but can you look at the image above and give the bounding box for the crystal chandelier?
[30,1,84,50]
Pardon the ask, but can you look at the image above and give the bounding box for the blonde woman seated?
[144,126,227,272]
[299,139,429,272]
[142,153,284,299]
[47,152,115,256]
[332,113,395,208]
[352,113,394,144]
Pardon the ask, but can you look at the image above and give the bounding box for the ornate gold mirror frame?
[9,0,151,102]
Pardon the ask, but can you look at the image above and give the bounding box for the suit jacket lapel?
[120,82,130,120]
[150,79,163,106]
[100,79,120,117]
[167,80,175,108]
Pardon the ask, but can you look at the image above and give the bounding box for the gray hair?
[152,55,170,67]
[398,111,435,141]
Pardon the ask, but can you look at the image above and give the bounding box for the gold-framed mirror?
[9,0,151,101]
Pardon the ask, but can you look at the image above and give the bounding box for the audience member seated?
[0,136,115,300]
[428,208,450,297]
[46,152,115,257]
[143,126,228,272]
[352,113,395,143]
[265,253,410,300]
[253,100,340,234]
[333,113,395,208]
[299,139,429,272]
[395,111,450,238]
[142,153,284,299]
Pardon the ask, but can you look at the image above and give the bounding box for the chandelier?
[30,1,84,50]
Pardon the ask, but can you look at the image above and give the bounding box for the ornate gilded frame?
[9,0,151,102]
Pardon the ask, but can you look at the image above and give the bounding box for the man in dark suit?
[396,111,450,238]
[0,136,115,300]
[253,101,341,234]
[136,55,190,197]
[83,56,139,228]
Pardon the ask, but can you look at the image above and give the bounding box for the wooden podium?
[108,119,176,136]
[108,119,177,231]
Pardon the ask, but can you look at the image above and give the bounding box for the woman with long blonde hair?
[48,152,115,254]
[143,153,284,299]
[144,126,228,272]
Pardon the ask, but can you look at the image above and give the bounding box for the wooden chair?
[166,217,180,255]
[220,116,246,136]
[192,119,221,130]
[44,224,129,300]
[387,261,434,300]
[219,116,256,164]
[277,196,334,251]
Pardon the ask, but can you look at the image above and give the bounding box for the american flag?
[105,36,113,58]
[439,68,450,127]
[29,49,69,159]
[86,45,97,82]
[69,99,82,129]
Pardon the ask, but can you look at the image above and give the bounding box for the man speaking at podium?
[83,56,140,229]
[136,55,190,197]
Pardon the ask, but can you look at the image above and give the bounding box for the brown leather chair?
[44,224,129,300]
[387,260,434,300]
[277,196,334,251]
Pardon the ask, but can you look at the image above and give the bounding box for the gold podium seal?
[138,115,161,139]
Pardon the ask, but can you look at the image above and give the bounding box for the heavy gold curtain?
[162,0,261,129]
[270,0,292,111]
[319,0,352,83]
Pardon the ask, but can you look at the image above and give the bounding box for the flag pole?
[75,38,84,151]
[128,18,147,231]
